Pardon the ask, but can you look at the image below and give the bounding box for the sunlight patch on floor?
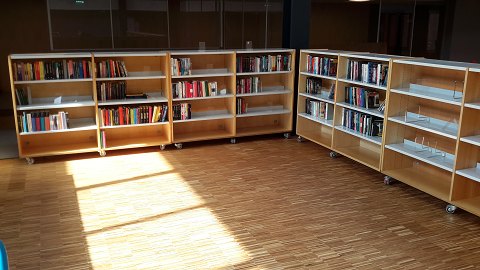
[66,153,250,269]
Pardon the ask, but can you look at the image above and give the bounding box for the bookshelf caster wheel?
[160,145,166,151]
[283,133,291,139]
[26,157,35,165]
[384,176,395,185]
[230,138,237,144]
[329,151,340,158]
[297,136,304,143]
[175,143,183,150]
[99,151,106,157]
[446,204,457,214]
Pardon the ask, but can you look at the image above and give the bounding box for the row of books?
[18,111,69,133]
[97,60,128,78]
[171,58,192,76]
[173,103,192,120]
[13,60,92,81]
[341,108,383,137]
[306,99,333,120]
[15,87,32,105]
[306,55,337,77]
[305,77,335,99]
[99,105,168,127]
[172,81,218,99]
[100,131,106,148]
[97,81,127,101]
[346,60,388,86]
[236,55,291,73]
[236,98,248,114]
[344,87,381,109]
[236,77,260,94]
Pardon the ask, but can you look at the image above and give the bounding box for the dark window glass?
[49,0,112,49]
[379,0,415,56]
[169,0,222,49]
[111,0,169,49]
[266,0,283,48]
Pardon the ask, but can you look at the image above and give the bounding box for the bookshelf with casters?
[450,66,480,216]
[169,50,236,149]
[94,52,171,155]
[9,53,98,164]
[296,49,343,149]
[334,52,397,171]
[234,49,295,142]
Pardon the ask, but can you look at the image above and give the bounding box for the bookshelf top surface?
[301,49,353,56]
[340,52,405,61]
[10,52,92,60]
[394,58,480,70]
[170,50,235,56]
[235,48,294,54]
[93,51,167,57]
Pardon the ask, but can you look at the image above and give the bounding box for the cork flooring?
[0,137,480,269]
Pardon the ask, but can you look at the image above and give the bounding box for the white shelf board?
[93,51,167,57]
[235,48,294,54]
[337,102,384,118]
[14,78,92,85]
[301,49,346,56]
[389,114,458,140]
[390,85,462,106]
[98,95,168,106]
[464,102,480,110]
[11,52,91,59]
[173,111,233,123]
[170,50,235,56]
[298,113,333,127]
[460,135,480,147]
[101,121,168,129]
[17,96,95,110]
[394,58,480,71]
[334,126,382,145]
[96,71,165,81]
[299,71,337,81]
[456,165,480,183]
[237,89,291,97]
[340,52,397,62]
[299,92,335,104]
[173,94,233,101]
[236,70,291,76]
[385,141,455,172]
[337,78,387,91]
[236,106,290,118]
[171,68,233,79]
[20,118,96,135]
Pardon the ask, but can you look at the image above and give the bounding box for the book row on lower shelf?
[305,99,334,121]
[346,59,388,86]
[341,108,383,137]
[344,86,381,109]
[13,59,92,81]
[19,111,69,133]
[236,77,260,94]
[99,105,168,127]
[173,103,192,120]
[172,81,219,99]
[306,77,335,98]
[237,98,247,114]
[97,81,127,101]
[236,55,291,73]
[305,55,337,77]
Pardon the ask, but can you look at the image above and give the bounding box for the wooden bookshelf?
[170,50,236,148]
[93,51,171,154]
[234,49,295,141]
[9,52,98,163]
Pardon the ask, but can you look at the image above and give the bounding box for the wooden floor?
[1,137,480,269]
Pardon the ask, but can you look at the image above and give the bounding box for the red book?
[119,106,124,125]
[68,60,73,79]
[35,62,40,80]
[110,60,115,77]
[35,115,41,132]
[193,81,197,98]
[148,106,152,123]
[82,60,87,79]
[45,115,50,131]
